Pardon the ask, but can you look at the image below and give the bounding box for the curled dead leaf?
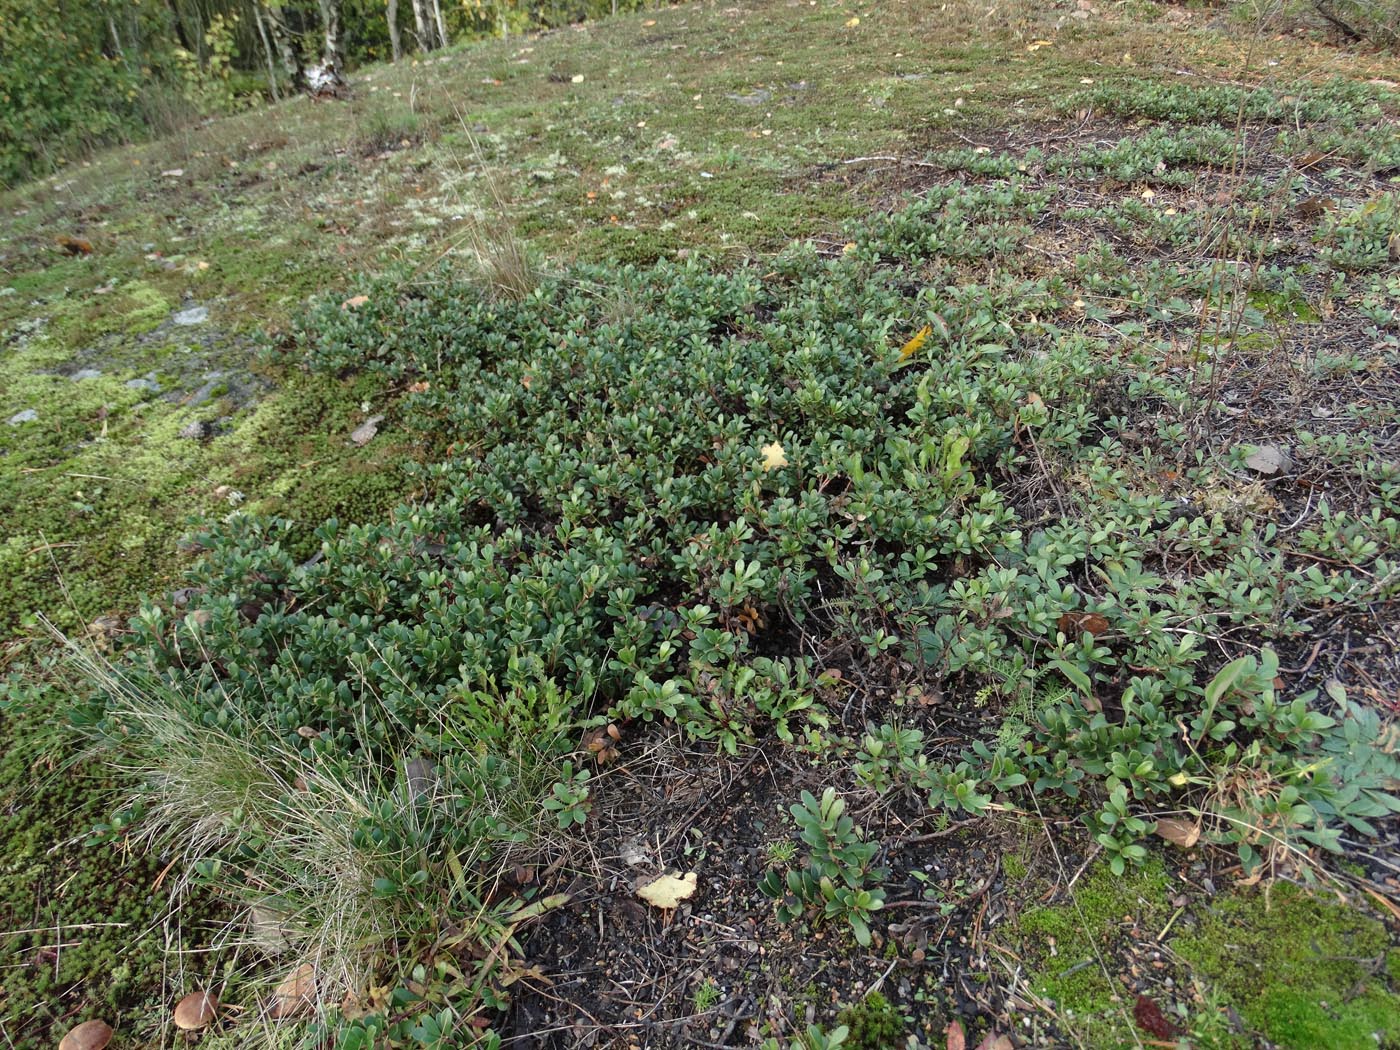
[944,1019,966,1050]
[270,963,316,1018]
[1153,817,1200,849]
[1243,443,1291,476]
[1058,611,1109,638]
[340,294,370,310]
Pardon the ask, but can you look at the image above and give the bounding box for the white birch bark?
[386,0,403,60]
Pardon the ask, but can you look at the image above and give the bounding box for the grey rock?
[7,409,38,425]
[350,414,385,446]
[726,88,771,106]
[172,305,209,326]
[126,376,161,392]
[71,368,103,380]
[179,420,213,440]
[189,372,226,405]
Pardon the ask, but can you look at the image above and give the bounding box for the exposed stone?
[172,305,209,326]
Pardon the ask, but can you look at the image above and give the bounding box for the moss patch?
[1176,885,1400,1050]
[1014,859,1173,1045]
[0,701,226,1045]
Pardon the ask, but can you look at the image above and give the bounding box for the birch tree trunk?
[386,0,402,60]
[410,0,434,49]
[317,0,346,80]
[429,0,448,49]
[251,2,282,99]
[262,2,304,90]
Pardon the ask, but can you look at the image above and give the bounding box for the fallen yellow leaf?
[1026,38,1054,51]
[845,15,860,26]
[898,323,933,360]
[760,441,788,471]
[637,871,697,909]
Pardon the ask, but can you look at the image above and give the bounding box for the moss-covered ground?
[2,0,1399,1046]
[1004,855,1400,1048]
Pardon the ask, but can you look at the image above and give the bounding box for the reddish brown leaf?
[56,235,93,255]
[975,1035,1014,1050]
[1058,611,1109,638]
[1133,994,1180,1039]
[945,1020,967,1050]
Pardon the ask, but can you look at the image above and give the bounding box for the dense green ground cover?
[3,0,1400,1046]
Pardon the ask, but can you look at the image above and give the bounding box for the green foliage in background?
[0,0,157,185]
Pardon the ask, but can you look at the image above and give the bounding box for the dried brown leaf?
[1058,611,1109,638]
[1243,444,1291,475]
[270,963,316,1018]
[1153,817,1200,849]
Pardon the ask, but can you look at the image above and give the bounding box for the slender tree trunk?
[166,0,195,53]
[317,0,346,80]
[106,13,135,64]
[410,0,433,49]
[386,0,402,60]
[262,2,304,90]
[251,1,282,99]
[429,0,448,49]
